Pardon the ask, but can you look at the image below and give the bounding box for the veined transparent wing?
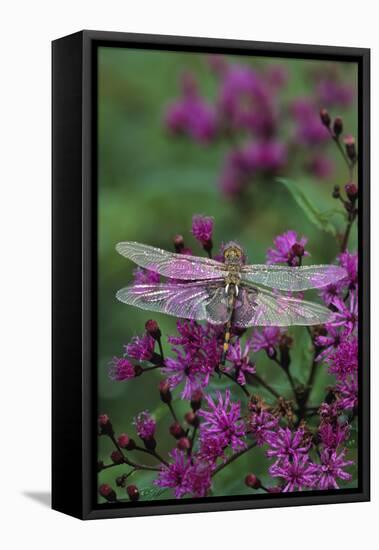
[241,264,346,291]
[116,281,231,324]
[233,284,332,327]
[116,242,226,280]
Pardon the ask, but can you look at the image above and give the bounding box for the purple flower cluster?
[101,217,357,502]
[162,320,222,399]
[163,58,354,198]
[266,230,309,266]
[199,389,247,454]
[154,449,212,498]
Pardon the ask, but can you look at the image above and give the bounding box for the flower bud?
[185,411,199,427]
[143,437,157,451]
[111,450,124,464]
[332,185,341,199]
[97,460,104,472]
[291,243,304,258]
[99,484,117,502]
[169,421,185,439]
[333,116,343,137]
[343,135,357,163]
[159,380,172,404]
[320,108,331,128]
[173,234,185,253]
[116,475,126,488]
[127,484,140,502]
[117,433,131,449]
[98,414,114,437]
[145,319,162,341]
[190,390,203,411]
[345,183,358,202]
[177,437,191,450]
[245,474,261,489]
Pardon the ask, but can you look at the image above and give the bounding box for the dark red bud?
[145,319,162,340]
[173,234,185,252]
[177,437,191,450]
[185,411,199,427]
[291,243,304,257]
[117,433,131,449]
[98,414,114,437]
[127,484,140,502]
[159,380,172,404]
[143,437,157,451]
[345,183,358,201]
[97,460,104,472]
[116,475,126,487]
[320,108,331,128]
[169,421,185,439]
[333,116,343,137]
[332,185,341,199]
[343,135,357,162]
[111,450,124,464]
[202,239,213,253]
[245,474,261,489]
[99,484,117,502]
[190,390,203,411]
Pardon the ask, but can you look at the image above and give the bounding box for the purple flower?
[338,250,358,290]
[108,357,135,381]
[266,230,309,266]
[226,339,256,385]
[162,350,212,400]
[318,421,349,449]
[319,281,344,306]
[306,154,334,180]
[198,434,227,464]
[154,449,192,498]
[335,375,358,410]
[330,291,358,335]
[191,214,214,245]
[165,73,217,143]
[291,98,329,145]
[269,454,317,492]
[133,267,160,285]
[199,389,246,452]
[125,333,155,361]
[185,461,213,497]
[218,65,275,136]
[218,151,248,199]
[315,325,343,361]
[163,321,220,399]
[251,326,282,357]
[154,449,212,498]
[317,79,354,107]
[133,410,156,440]
[248,410,278,446]
[266,427,310,462]
[325,337,358,380]
[242,140,287,172]
[314,449,353,490]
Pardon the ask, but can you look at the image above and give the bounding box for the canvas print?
[96,48,359,505]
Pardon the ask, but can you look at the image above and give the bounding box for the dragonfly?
[115,241,346,366]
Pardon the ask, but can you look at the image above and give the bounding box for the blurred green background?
[97,47,358,501]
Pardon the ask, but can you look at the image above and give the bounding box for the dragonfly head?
[223,242,245,265]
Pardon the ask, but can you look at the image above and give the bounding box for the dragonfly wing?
[234,285,332,327]
[116,281,229,324]
[116,241,226,280]
[241,264,346,291]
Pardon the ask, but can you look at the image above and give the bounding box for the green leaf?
[277,178,340,236]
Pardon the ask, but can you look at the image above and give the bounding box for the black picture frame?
[52,30,370,520]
